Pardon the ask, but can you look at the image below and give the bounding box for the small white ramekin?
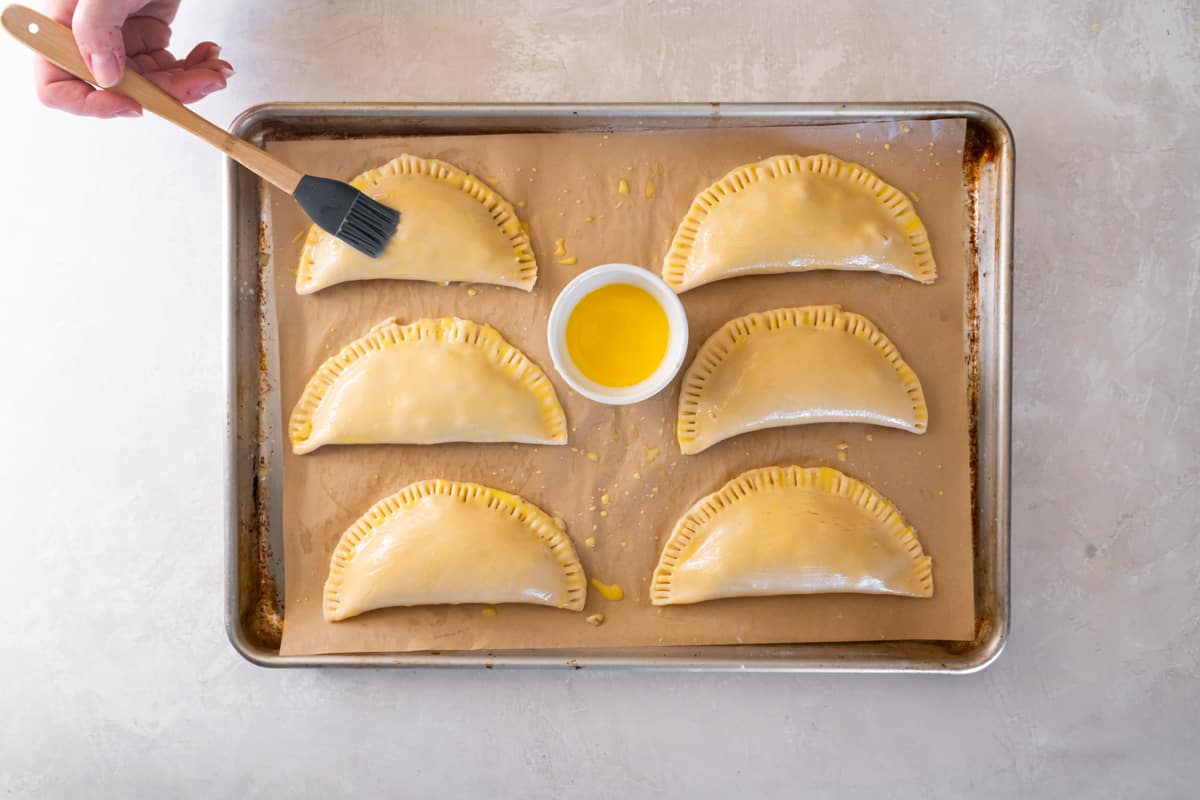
[547,263,689,406]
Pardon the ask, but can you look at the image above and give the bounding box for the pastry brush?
[2,4,399,258]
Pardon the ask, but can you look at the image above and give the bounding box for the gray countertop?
[0,1,1196,796]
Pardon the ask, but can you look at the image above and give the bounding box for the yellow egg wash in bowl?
[565,283,669,387]
[548,263,689,405]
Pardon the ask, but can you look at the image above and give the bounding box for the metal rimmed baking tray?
[224,103,1012,671]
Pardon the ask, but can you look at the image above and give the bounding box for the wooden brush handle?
[2,4,303,194]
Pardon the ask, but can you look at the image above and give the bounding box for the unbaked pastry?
[651,466,932,605]
[663,153,936,292]
[324,480,586,621]
[677,305,927,455]
[289,317,567,454]
[296,154,536,294]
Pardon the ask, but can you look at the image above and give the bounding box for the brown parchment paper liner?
[268,120,974,656]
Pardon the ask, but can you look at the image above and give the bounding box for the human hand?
[34,0,233,118]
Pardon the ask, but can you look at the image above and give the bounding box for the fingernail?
[193,81,224,100]
[116,109,142,118]
[87,49,121,88]
[219,65,235,78]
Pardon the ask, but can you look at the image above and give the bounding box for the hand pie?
[324,480,586,621]
[652,466,932,605]
[663,154,936,292]
[290,317,567,454]
[296,154,536,294]
[677,305,927,455]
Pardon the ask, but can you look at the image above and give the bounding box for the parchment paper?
[267,120,975,656]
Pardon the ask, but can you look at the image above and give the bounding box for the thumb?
[72,0,140,88]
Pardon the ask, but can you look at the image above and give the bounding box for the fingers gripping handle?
[2,4,94,75]
[4,5,181,110]
[2,4,303,194]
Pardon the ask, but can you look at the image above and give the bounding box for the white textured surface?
[1,1,1197,796]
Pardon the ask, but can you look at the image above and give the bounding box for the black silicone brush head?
[292,176,400,258]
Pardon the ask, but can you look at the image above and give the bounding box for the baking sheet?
[267,120,975,656]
